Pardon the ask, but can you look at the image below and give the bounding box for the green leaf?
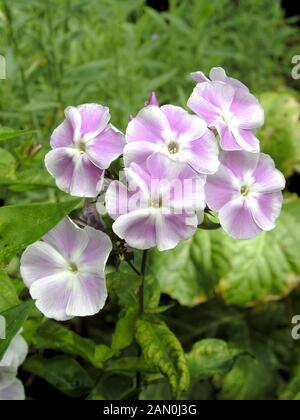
[23,355,94,398]
[107,271,140,309]
[0,198,80,265]
[0,300,34,359]
[5,167,56,191]
[28,320,99,367]
[218,355,276,400]
[150,229,233,306]
[258,91,300,177]
[111,307,137,354]
[0,148,16,183]
[135,318,190,399]
[0,269,19,312]
[281,362,300,400]
[0,127,33,142]
[217,201,300,306]
[186,339,244,380]
[106,357,154,374]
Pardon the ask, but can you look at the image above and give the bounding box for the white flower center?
[77,140,86,154]
[150,196,163,208]
[240,184,251,197]
[168,140,180,155]
[68,262,79,273]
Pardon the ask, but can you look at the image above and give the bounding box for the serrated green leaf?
[150,229,233,306]
[258,91,300,177]
[187,339,244,379]
[0,198,80,265]
[23,355,94,398]
[0,269,19,312]
[0,300,34,359]
[136,318,190,399]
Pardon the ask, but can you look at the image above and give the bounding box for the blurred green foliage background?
[1,0,300,401]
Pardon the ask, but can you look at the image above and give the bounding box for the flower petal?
[230,126,260,152]
[43,217,88,262]
[126,105,171,143]
[190,71,209,83]
[29,272,73,321]
[20,241,68,288]
[65,106,81,142]
[66,273,107,317]
[45,147,77,194]
[0,334,28,371]
[220,151,260,182]
[50,119,74,148]
[183,129,219,174]
[213,120,242,151]
[112,209,156,250]
[249,191,283,231]
[155,213,197,251]
[231,89,264,130]
[252,153,286,193]
[219,197,262,239]
[70,154,105,197]
[205,164,240,211]
[86,125,125,169]
[123,141,162,167]
[160,105,207,142]
[77,226,112,275]
[78,103,110,140]
[188,81,235,124]
[0,378,25,401]
[105,180,135,219]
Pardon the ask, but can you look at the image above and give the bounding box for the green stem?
[136,249,148,391]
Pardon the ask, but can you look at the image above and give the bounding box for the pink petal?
[249,191,283,231]
[20,241,68,288]
[183,129,219,174]
[231,89,264,130]
[112,209,156,250]
[66,273,107,317]
[219,197,262,239]
[230,126,260,152]
[50,119,74,148]
[160,105,207,142]
[126,105,171,143]
[77,226,112,275]
[155,213,197,251]
[29,272,73,321]
[215,122,243,151]
[123,141,162,167]
[252,153,286,193]
[220,151,260,182]
[70,154,105,197]
[86,125,125,169]
[45,147,77,194]
[205,164,240,211]
[187,81,235,124]
[78,103,110,140]
[105,181,135,220]
[43,217,89,262]
[190,71,209,83]
[65,106,81,141]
